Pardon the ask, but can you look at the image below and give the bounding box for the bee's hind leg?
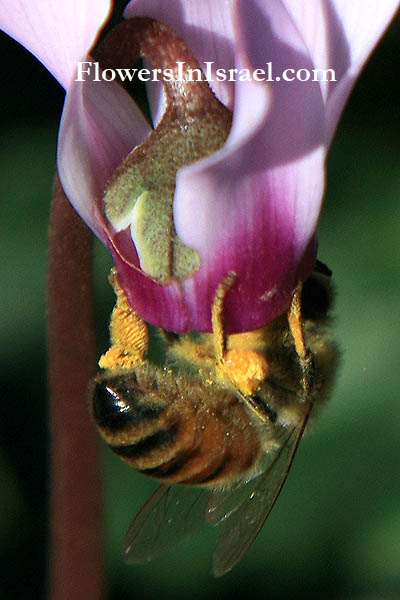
[211,273,269,397]
[287,283,313,394]
[211,271,237,364]
[98,269,148,371]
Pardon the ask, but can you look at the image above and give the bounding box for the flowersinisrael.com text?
[75,61,336,83]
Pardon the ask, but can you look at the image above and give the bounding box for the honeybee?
[91,261,337,576]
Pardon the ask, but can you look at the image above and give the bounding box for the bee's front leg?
[98,269,148,371]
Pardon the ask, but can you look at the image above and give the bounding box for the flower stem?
[47,175,104,600]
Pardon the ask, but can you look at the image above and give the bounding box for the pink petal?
[280,0,400,140]
[0,0,111,89]
[112,250,190,332]
[124,0,237,109]
[171,0,326,332]
[57,67,151,239]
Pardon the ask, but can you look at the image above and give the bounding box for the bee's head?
[91,373,162,433]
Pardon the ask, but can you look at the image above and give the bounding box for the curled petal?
[0,0,112,88]
[58,68,151,239]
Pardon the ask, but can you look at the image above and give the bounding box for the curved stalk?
[47,175,104,600]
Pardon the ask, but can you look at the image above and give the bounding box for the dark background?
[0,5,399,599]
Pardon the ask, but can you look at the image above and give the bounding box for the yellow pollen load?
[223,349,269,396]
[99,271,148,371]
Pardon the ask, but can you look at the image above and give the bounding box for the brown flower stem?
[47,175,104,600]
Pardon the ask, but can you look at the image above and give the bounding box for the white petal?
[0,0,111,89]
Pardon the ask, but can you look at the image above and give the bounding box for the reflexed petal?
[0,0,111,89]
[58,67,151,239]
[280,0,400,140]
[119,0,398,333]
[124,0,236,108]
[175,148,323,333]
[171,0,325,332]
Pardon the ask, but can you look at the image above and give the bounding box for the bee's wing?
[206,474,264,525]
[206,424,300,527]
[212,416,309,577]
[122,483,209,563]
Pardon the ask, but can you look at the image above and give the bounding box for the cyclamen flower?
[1,0,398,333]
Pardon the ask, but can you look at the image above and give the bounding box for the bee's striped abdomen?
[91,364,262,487]
[141,408,230,484]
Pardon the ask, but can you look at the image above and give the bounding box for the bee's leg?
[211,272,237,363]
[98,268,148,371]
[211,273,269,397]
[287,283,313,393]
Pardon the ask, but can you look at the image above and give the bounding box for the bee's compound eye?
[92,379,162,431]
[92,381,133,430]
[301,273,332,320]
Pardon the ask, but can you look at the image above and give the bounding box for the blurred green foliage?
[0,10,399,600]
